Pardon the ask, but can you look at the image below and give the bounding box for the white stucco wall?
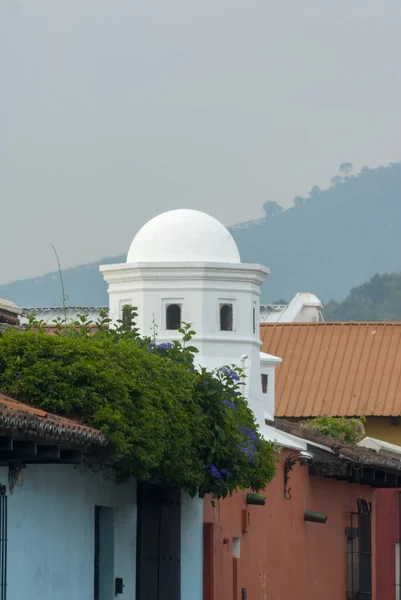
[101,261,269,428]
[181,492,203,600]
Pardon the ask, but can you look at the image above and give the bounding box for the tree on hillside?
[324,273,401,321]
[330,175,343,187]
[309,185,321,197]
[263,201,283,216]
[339,162,353,176]
[293,196,305,207]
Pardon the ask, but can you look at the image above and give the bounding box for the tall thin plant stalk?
[51,244,68,324]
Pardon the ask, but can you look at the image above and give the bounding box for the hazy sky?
[1,0,401,284]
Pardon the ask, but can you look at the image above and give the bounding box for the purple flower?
[206,464,222,480]
[223,400,237,410]
[241,426,259,443]
[156,342,174,351]
[219,367,240,382]
[220,468,232,479]
[238,444,255,462]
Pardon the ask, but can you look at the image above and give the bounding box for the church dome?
[127,209,241,264]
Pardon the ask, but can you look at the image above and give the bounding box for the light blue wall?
[181,492,203,600]
[0,464,204,600]
[0,465,137,600]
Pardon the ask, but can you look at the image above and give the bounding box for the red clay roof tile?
[260,322,401,417]
[0,393,107,446]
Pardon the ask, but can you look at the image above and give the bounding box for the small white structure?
[260,292,323,323]
[101,209,271,429]
[357,437,401,459]
[260,352,282,422]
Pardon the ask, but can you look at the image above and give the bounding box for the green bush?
[301,416,365,445]
[0,312,276,497]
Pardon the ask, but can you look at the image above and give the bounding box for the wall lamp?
[284,451,314,500]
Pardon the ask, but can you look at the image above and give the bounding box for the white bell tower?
[100,209,269,427]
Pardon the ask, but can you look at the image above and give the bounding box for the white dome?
[127,209,241,264]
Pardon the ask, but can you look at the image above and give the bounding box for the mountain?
[0,255,121,307]
[324,272,401,321]
[1,162,401,307]
[232,162,401,303]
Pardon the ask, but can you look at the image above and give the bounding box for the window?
[220,304,233,331]
[166,304,181,330]
[346,499,372,600]
[261,374,268,394]
[0,485,7,600]
[396,541,400,600]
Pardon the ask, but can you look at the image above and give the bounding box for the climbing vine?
[0,309,277,497]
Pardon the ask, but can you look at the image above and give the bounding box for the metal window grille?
[346,499,372,600]
[0,485,7,600]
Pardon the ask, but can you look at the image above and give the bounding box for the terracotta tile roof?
[260,322,401,418]
[0,393,107,446]
[270,419,401,473]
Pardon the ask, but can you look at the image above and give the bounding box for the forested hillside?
[232,162,401,302]
[324,272,401,321]
[1,162,400,310]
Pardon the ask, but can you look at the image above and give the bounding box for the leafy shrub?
[301,416,365,445]
[0,310,276,497]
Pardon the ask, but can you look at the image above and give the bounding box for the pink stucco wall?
[203,449,376,600]
[375,488,400,600]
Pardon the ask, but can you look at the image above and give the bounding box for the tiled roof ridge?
[22,306,108,311]
[270,419,401,472]
[261,321,401,327]
[269,418,345,451]
[0,393,107,447]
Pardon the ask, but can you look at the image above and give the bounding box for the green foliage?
[0,310,276,497]
[324,272,401,322]
[301,416,365,445]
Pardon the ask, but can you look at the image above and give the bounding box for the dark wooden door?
[137,483,181,600]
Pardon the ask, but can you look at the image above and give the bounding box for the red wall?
[376,488,400,600]
[203,449,376,600]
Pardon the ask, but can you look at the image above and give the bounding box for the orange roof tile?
[260,322,401,418]
[0,393,107,446]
